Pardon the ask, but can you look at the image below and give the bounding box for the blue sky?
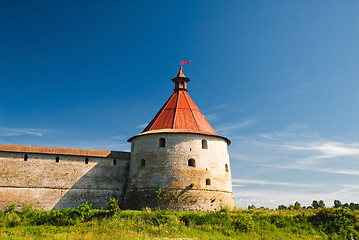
[1,0,359,208]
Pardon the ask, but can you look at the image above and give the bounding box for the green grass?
[1,203,358,239]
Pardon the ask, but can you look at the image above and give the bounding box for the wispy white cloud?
[216,118,256,134]
[136,123,148,129]
[261,163,359,176]
[318,168,359,176]
[247,72,359,102]
[287,142,359,157]
[111,135,126,140]
[0,127,44,137]
[232,178,320,188]
[203,113,218,121]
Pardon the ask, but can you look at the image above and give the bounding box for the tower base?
[123,188,235,211]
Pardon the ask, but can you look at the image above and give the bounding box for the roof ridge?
[171,91,180,128]
[182,91,201,131]
[142,92,174,132]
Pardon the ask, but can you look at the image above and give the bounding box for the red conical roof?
[128,67,230,144]
[143,66,216,135]
[142,90,216,135]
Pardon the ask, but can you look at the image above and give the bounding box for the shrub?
[309,208,359,238]
[270,213,291,228]
[107,198,121,214]
[233,213,255,232]
[4,212,21,227]
[142,209,171,226]
[277,205,287,210]
[3,203,17,214]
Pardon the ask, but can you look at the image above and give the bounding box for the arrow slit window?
[159,138,166,148]
[202,139,208,149]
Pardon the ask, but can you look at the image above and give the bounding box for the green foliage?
[107,198,121,214]
[349,202,359,210]
[312,200,319,209]
[4,211,21,227]
[312,200,325,209]
[220,205,231,213]
[288,202,301,210]
[334,199,342,208]
[3,202,17,213]
[1,203,359,239]
[143,209,171,226]
[233,213,255,232]
[309,208,359,238]
[278,205,287,210]
[155,188,162,198]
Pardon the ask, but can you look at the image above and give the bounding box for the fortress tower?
[123,67,235,211]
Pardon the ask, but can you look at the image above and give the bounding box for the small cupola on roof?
[140,67,219,136]
[172,66,190,91]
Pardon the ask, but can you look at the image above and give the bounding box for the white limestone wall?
[0,152,130,210]
[124,132,235,210]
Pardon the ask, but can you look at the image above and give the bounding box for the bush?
[144,210,171,226]
[233,213,255,232]
[309,208,359,238]
[107,198,121,214]
[3,203,17,214]
[4,212,21,227]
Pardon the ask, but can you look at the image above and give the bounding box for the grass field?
[1,202,358,239]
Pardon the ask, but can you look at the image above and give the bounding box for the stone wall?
[0,144,130,210]
[124,132,235,210]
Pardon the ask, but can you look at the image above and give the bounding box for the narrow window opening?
[206,178,211,185]
[140,159,146,167]
[159,138,166,148]
[202,139,208,149]
[188,158,196,167]
[24,154,28,161]
[113,159,117,165]
[85,157,89,164]
[131,143,134,152]
[225,164,229,172]
[56,156,60,163]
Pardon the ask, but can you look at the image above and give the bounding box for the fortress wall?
[124,133,234,210]
[0,145,130,210]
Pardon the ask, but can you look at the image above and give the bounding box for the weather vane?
[180,60,191,66]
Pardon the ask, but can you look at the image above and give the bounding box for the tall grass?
[1,202,358,239]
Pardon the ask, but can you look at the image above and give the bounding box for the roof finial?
[177,66,185,78]
[172,66,190,91]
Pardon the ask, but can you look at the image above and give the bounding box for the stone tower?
[123,67,235,211]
